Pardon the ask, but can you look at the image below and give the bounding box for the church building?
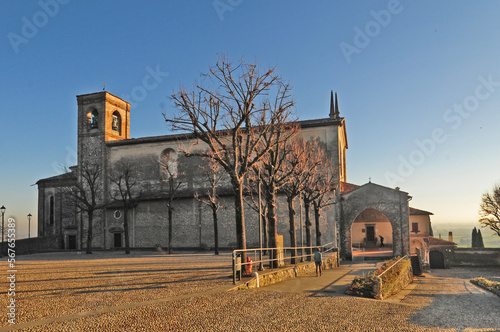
[37,90,444,261]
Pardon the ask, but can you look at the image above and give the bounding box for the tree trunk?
[86,210,93,254]
[313,201,322,247]
[124,205,131,254]
[287,195,297,264]
[304,198,312,261]
[232,178,247,273]
[212,205,219,255]
[267,181,278,268]
[262,210,268,254]
[168,203,173,254]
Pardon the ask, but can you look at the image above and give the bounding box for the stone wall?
[104,194,334,251]
[453,248,500,267]
[1,234,63,256]
[374,257,413,300]
[234,251,339,290]
[340,183,410,259]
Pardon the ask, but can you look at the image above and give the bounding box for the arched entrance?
[339,182,411,259]
[351,208,393,258]
[429,250,444,268]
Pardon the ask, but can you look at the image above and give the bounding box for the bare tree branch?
[164,55,297,269]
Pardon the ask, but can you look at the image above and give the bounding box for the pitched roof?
[410,207,434,215]
[340,182,359,194]
[428,236,455,246]
[107,117,344,147]
[36,171,76,186]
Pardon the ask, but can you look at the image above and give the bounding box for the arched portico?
[339,182,410,259]
[351,208,393,248]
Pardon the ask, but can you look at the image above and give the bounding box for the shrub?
[345,256,412,299]
[471,277,500,296]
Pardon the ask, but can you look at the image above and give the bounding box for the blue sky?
[1,1,500,243]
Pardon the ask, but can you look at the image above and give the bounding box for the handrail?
[374,255,411,300]
[377,255,408,278]
[232,242,337,284]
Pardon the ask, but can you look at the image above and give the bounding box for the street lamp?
[28,213,32,239]
[1,205,5,258]
[257,169,263,271]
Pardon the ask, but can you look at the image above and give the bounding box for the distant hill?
[433,223,500,248]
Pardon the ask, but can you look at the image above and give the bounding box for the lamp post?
[28,213,32,239]
[258,168,263,271]
[1,205,5,258]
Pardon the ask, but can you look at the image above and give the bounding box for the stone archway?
[351,208,393,250]
[339,183,410,259]
[429,250,445,268]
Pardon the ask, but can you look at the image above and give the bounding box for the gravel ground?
[1,252,499,331]
[407,267,500,331]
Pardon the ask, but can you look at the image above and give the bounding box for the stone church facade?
[37,90,433,259]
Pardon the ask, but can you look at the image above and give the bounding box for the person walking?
[314,247,323,277]
[379,235,384,248]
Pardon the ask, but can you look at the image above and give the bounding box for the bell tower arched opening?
[111,111,122,135]
[87,109,99,129]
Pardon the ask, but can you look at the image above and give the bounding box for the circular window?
[113,210,122,220]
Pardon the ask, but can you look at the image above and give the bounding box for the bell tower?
[329,90,348,183]
[75,91,130,250]
[76,91,130,166]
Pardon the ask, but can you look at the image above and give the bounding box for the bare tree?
[160,150,183,254]
[256,123,299,267]
[301,140,332,258]
[244,172,269,253]
[195,157,224,255]
[165,56,296,270]
[109,159,140,254]
[312,162,337,247]
[65,162,103,254]
[479,184,500,237]
[281,138,322,263]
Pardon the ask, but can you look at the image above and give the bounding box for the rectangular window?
[412,222,419,233]
[49,196,55,225]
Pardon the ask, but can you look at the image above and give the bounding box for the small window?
[159,148,178,180]
[113,210,122,220]
[112,111,121,134]
[412,222,419,233]
[87,109,99,129]
[49,196,55,225]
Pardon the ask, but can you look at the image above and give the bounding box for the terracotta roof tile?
[428,236,455,246]
[410,207,434,215]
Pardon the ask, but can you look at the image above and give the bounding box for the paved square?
[1,251,499,331]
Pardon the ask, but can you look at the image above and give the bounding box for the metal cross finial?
[103,82,106,91]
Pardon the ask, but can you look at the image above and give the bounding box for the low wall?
[375,257,413,300]
[345,257,413,300]
[453,248,500,267]
[1,235,63,256]
[233,251,339,290]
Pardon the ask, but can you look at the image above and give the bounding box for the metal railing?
[232,242,337,284]
[375,255,410,299]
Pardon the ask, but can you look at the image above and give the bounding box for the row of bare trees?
[167,56,337,268]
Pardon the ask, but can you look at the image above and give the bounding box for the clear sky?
[1,1,500,241]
